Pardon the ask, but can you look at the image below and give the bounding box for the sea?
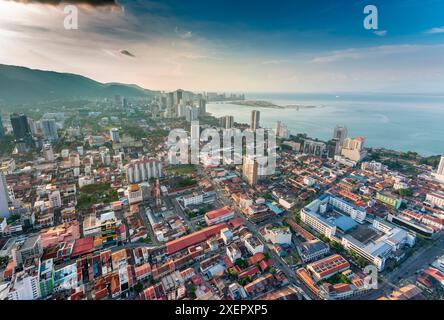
[206,92,444,156]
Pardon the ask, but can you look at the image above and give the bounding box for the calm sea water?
[206,93,444,156]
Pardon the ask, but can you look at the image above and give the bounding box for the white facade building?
[125,157,163,184]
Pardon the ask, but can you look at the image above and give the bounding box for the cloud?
[309,45,428,64]
[374,30,387,36]
[425,26,444,34]
[120,49,135,57]
[310,49,362,63]
[261,59,288,65]
[174,27,192,39]
[7,0,118,6]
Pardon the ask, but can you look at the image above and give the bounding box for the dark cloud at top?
[120,50,135,57]
[8,0,119,6]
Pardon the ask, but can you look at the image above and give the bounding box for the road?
[358,236,444,300]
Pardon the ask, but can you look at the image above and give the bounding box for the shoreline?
[220,100,318,110]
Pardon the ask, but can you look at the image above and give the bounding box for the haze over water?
[207,93,444,156]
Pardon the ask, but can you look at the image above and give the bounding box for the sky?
[1,0,444,93]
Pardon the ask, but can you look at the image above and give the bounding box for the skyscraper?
[219,115,234,129]
[225,115,234,129]
[186,105,199,122]
[199,98,206,116]
[437,156,444,176]
[333,125,348,143]
[41,119,59,141]
[340,137,367,162]
[42,143,54,162]
[176,89,183,106]
[250,110,260,131]
[333,125,348,155]
[242,155,258,186]
[109,128,120,143]
[122,98,128,108]
[10,113,33,147]
[0,173,10,218]
[275,121,289,139]
[0,114,5,139]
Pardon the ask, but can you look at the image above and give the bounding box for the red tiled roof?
[307,254,350,280]
[248,252,265,265]
[71,237,95,257]
[239,266,259,279]
[222,255,233,269]
[205,206,234,220]
[165,223,227,254]
[424,268,444,282]
[228,217,244,229]
[333,283,352,293]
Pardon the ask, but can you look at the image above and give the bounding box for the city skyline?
[1,0,444,306]
[1,0,444,93]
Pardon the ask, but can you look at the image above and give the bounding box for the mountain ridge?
[0,64,159,104]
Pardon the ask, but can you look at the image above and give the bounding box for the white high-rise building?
[125,157,163,184]
[242,155,258,186]
[340,137,367,163]
[42,143,54,162]
[250,110,260,131]
[8,270,41,300]
[0,173,10,218]
[433,156,444,183]
[109,128,120,143]
[49,190,62,209]
[437,156,444,175]
[186,105,199,122]
[275,121,289,139]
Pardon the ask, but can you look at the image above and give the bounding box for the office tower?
[42,143,54,162]
[250,110,260,131]
[332,125,348,155]
[160,96,167,111]
[115,95,122,107]
[28,118,39,136]
[186,105,199,122]
[275,121,289,139]
[0,114,5,139]
[177,100,187,118]
[109,128,120,143]
[199,98,207,116]
[437,156,444,175]
[220,115,234,129]
[226,115,234,129]
[122,98,128,108]
[242,155,258,186]
[0,173,10,218]
[333,125,348,143]
[340,137,367,162]
[10,113,33,147]
[176,89,183,106]
[41,119,59,141]
[168,92,175,108]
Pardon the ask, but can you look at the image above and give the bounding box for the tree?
[235,258,248,269]
[134,282,144,293]
[395,188,412,197]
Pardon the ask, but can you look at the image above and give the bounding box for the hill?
[0,64,158,104]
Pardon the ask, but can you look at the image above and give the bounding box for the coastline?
[220,100,318,110]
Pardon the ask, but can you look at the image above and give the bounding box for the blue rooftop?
[335,216,358,232]
[266,202,284,215]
